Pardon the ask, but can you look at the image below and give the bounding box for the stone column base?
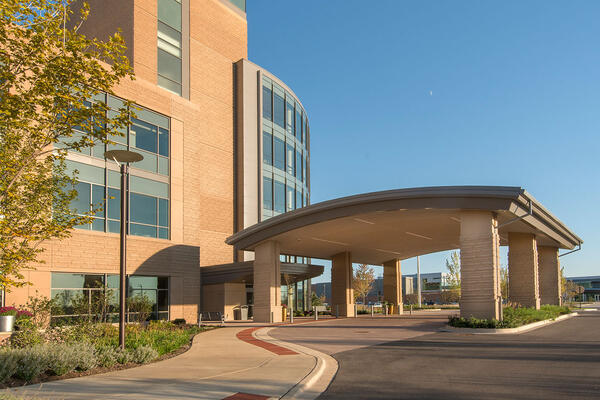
[254,305,283,323]
[332,303,355,317]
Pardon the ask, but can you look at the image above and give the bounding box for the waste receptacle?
[240,305,248,320]
[233,308,241,320]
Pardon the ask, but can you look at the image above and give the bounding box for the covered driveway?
[226,186,582,322]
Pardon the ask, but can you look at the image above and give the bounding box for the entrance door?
[595,294,600,302]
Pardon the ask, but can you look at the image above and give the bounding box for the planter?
[0,315,15,332]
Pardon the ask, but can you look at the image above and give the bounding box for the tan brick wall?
[5,0,248,323]
[331,252,355,317]
[459,211,501,320]
[253,241,282,323]
[508,232,541,309]
[383,259,403,314]
[538,246,561,306]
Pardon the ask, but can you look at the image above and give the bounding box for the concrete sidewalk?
[4,327,320,400]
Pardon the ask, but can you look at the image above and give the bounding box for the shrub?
[71,342,98,371]
[115,347,132,364]
[448,305,571,329]
[0,349,19,383]
[95,345,120,368]
[171,318,186,326]
[14,346,50,382]
[129,345,158,364]
[47,344,79,376]
[10,319,44,348]
[127,293,153,323]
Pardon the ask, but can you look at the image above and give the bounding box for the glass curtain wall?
[65,94,170,240]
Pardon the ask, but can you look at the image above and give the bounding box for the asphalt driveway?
[316,310,600,400]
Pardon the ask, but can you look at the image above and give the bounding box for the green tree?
[500,266,509,299]
[445,251,461,289]
[352,264,375,305]
[0,0,134,290]
[311,292,323,307]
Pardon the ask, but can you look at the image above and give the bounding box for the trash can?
[240,305,249,320]
[233,308,241,320]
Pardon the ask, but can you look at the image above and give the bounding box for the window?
[295,149,302,179]
[262,131,272,166]
[286,142,294,175]
[263,176,273,211]
[286,183,294,212]
[262,86,272,121]
[158,0,182,95]
[286,99,294,134]
[296,189,302,210]
[274,180,285,213]
[51,273,169,323]
[295,108,302,140]
[273,136,285,171]
[273,92,285,128]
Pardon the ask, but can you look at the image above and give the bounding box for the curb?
[253,327,338,400]
[440,312,579,334]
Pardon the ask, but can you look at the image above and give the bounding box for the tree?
[445,251,461,289]
[0,0,134,290]
[352,264,375,305]
[500,266,509,299]
[310,292,323,307]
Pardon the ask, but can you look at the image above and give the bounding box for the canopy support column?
[383,259,403,314]
[331,251,355,317]
[253,240,282,323]
[459,211,502,320]
[538,246,561,306]
[508,232,541,309]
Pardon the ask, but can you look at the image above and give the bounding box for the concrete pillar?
[253,241,282,323]
[538,246,561,305]
[331,251,355,317]
[459,211,501,320]
[383,259,403,314]
[508,232,541,309]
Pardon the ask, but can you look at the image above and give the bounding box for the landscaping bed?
[0,320,216,388]
[448,305,571,329]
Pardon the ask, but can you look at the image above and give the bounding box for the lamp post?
[417,255,422,307]
[104,150,143,349]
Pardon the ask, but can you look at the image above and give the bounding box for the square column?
[459,211,501,320]
[253,241,282,323]
[538,246,561,305]
[383,259,403,314]
[508,232,541,309]
[331,251,355,317]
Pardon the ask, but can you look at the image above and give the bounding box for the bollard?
[314,306,318,321]
[336,305,339,318]
[384,305,388,316]
[410,305,413,315]
[270,311,273,323]
[354,304,357,318]
[198,313,202,327]
[290,309,294,324]
[371,305,374,317]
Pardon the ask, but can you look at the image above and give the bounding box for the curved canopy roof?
[226,186,582,265]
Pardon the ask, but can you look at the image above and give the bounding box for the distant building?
[567,276,600,302]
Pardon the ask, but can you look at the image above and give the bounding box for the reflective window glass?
[130,223,157,238]
[131,118,158,153]
[295,150,302,179]
[296,190,302,210]
[158,127,169,157]
[262,86,272,121]
[286,100,294,134]
[107,188,120,220]
[158,21,181,58]
[286,184,294,212]
[273,93,284,128]
[286,143,294,175]
[274,180,285,213]
[158,49,181,85]
[273,137,285,171]
[158,198,169,227]
[295,109,302,139]
[263,176,273,211]
[262,131,272,166]
[72,182,91,215]
[130,193,157,225]
[157,0,181,30]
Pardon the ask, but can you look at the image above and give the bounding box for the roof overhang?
[226,186,582,265]
[201,262,324,285]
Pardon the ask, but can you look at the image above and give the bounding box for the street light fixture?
[104,150,143,349]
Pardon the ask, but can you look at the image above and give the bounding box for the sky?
[246,0,600,283]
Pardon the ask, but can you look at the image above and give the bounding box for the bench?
[199,311,225,326]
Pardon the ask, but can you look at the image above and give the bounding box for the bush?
[14,345,50,382]
[0,349,19,383]
[130,345,158,364]
[115,347,131,364]
[71,342,98,371]
[95,345,120,368]
[172,318,186,326]
[47,344,79,376]
[448,305,571,329]
[10,319,44,348]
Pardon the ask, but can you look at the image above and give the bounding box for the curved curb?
[253,327,338,400]
[440,312,579,334]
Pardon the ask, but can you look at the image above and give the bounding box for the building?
[2,0,318,322]
[567,276,600,302]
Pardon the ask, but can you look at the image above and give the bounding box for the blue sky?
[247,0,599,282]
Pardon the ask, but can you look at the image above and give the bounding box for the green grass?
[448,305,571,329]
